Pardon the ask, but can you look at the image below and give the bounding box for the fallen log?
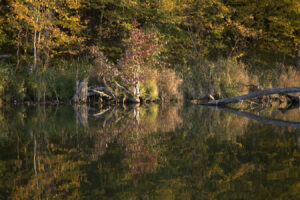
[202,87,300,106]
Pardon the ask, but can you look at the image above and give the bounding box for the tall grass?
[274,66,300,88]
[246,65,300,90]
[157,68,183,101]
[139,67,183,101]
[182,58,300,102]
[183,58,253,99]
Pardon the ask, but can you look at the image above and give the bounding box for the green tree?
[225,0,300,67]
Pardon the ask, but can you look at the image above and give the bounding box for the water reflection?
[0,104,299,199]
[209,106,300,128]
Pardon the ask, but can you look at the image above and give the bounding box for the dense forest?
[0,0,299,103]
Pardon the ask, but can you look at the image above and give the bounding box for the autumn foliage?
[0,0,299,102]
[89,21,182,102]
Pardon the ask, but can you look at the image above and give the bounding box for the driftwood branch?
[112,80,130,92]
[89,86,106,91]
[87,79,139,103]
[89,89,112,99]
[207,106,300,128]
[202,87,300,105]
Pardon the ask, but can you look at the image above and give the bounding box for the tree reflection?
[0,104,298,199]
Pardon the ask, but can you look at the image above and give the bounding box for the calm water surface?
[0,104,299,199]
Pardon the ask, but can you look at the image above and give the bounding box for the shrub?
[0,64,26,102]
[87,23,181,102]
[140,79,159,101]
[140,68,159,100]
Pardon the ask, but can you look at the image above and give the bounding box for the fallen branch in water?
[201,87,300,106]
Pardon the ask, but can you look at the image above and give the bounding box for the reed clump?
[275,66,300,88]
[157,68,183,102]
[183,58,252,99]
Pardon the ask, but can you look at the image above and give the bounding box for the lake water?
[0,104,299,199]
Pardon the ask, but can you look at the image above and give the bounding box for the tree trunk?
[33,29,37,71]
[73,79,88,103]
[16,30,21,71]
[33,4,40,71]
[202,87,300,105]
[133,81,140,102]
[99,7,104,38]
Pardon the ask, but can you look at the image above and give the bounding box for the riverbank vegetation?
[0,0,299,104]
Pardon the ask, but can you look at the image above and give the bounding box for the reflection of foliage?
[182,104,249,141]
[0,105,299,199]
[11,147,86,200]
[91,104,178,178]
[141,104,183,133]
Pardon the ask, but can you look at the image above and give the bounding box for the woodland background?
[0,0,299,102]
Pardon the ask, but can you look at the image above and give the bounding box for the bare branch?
[202,87,300,105]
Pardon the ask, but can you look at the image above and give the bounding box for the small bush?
[88,43,182,102]
[140,79,159,100]
[140,68,159,100]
